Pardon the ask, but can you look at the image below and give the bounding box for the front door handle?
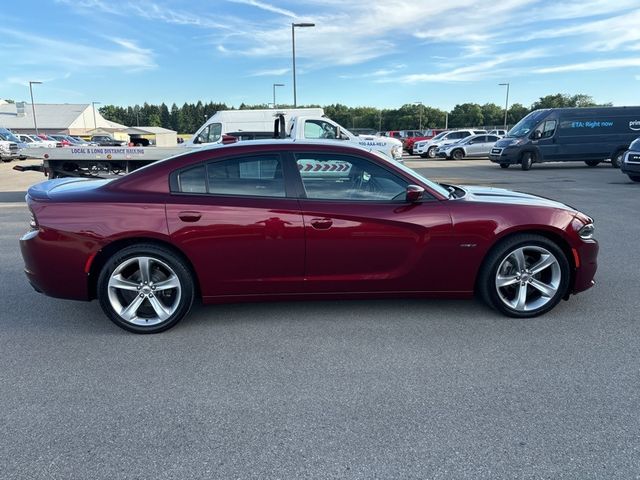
[310,218,333,230]
[178,211,202,222]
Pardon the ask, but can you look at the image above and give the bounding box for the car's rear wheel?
[500,163,510,169]
[452,149,464,160]
[427,146,437,158]
[585,160,601,167]
[521,152,534,171]
[611,150,624,168]
[478,234,570,318]
[629,175,640,182]
[97,244,194,333]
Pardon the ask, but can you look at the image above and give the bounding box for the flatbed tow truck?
[13,145,200,179]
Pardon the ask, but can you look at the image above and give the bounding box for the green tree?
[448,103,483,128]
[481,103,505,127]
[507,103,529,125]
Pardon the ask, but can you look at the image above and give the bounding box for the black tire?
[629,175,640,183]
[1,157,11,163]
[521,152,534,171]
[452,149,464,160]
[478,234,570,318]
[427,146,437,158]
[500,163,510,169]
[585,160,601,167]
[97,244,195,333]
[611,150,624,168]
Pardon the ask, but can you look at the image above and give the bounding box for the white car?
[414,129,487,158]
[436,134,502,160]
[488,129,507,137]
[17,134,58,148]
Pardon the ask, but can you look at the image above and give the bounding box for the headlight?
[391,145,402,159]
[578,223,595,240]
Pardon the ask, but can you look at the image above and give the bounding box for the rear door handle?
[310,218,333,230]
[178,211,202,222]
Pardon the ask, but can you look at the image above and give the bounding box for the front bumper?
[489,146,520,165]
[621,150,640,176]
[572,238,599,294]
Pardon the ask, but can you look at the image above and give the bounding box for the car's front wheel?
[97,244,195,333]
[478,234,570,318]
[452,149,464,160]
[629,175,640,182]
[427,146,437,158]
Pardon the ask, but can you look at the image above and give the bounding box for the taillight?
[29,209,38,230]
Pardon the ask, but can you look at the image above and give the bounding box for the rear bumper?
[20,229,91,301]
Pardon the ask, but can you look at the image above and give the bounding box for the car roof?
[194,138,379,156]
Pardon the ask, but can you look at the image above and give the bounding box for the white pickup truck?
[187,108,403,162]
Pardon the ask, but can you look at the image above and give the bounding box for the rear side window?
[174,154,285,197]
[178,165,207,193]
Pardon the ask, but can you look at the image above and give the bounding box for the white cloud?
[533,58,640,74]
[0,28,156,70]
[249,68,290,77]
[227,0,297,18]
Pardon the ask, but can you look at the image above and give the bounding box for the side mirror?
[221,134,238,145]
[406,184,425,203]
[532,130,542,140]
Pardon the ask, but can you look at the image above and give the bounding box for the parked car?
[621,136,640,182]
[48,135,75,147]
[414,129,487,158]
[0,128,20,162]
[37,135,64,148]
[17,134,53,148]
[436,134,502,160]
[20,140,598,333]
[91,135,127,147]
[489,107,640,170]
[405,129,446,154]
[488,129,507,137]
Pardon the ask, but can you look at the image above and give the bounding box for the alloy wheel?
[494,246,561,312]
[107,256,182,326]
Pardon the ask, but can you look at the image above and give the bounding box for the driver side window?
[303,120,338,139]
[195,123,222,144]
[295,153,409,201]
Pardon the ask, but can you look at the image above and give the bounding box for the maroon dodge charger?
[20,141,598,333]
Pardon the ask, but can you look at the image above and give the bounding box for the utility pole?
[499,83,510,130]
[273,83,285,109]
[28,81,42,135]
[291,22,315,107]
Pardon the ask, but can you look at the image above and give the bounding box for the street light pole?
[499,83,510,130]
[28,81,42,136]
[273,83,285,109]
[92,101,101,130]
[291,22,315,108]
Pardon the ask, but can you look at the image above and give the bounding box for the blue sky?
[1,0,639,110]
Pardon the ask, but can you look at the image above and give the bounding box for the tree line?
[97,93,610,134]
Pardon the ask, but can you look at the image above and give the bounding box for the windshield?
[370,150,450,198]
[0,130,21,142]
[631,138,640,150]
[431,131,448,141]
[507,110,547,138]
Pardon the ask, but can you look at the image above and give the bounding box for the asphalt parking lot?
[1,158,639,479]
